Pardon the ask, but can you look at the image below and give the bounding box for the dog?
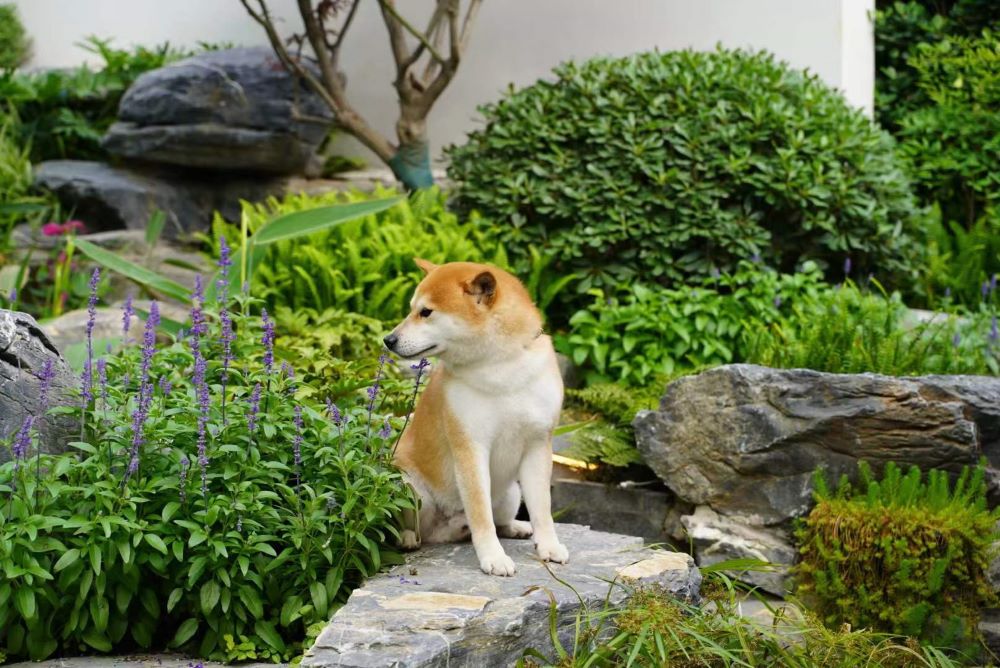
[383,259,569,576]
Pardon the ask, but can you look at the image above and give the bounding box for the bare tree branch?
[378,0,447,64]
[330,0,361,66]
[240,0,396,162]
[400,2,448,74]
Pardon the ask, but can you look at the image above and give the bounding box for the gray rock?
[0,310,77,463]
[34,160,285,236]
[634,364,1000,526]
[302,523,700,668]
[103,47,334,174]
[6,655,282,668]
[551,478,677,546]
[43,301,190,355]
[681,505,795,596]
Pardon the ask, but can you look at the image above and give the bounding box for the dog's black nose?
[383,333,399,351]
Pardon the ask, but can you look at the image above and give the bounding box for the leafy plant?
[558,261,826,386]
[795,462,999,652]
[744,278,1000,376]
[559,383,663,469]
[896,30,1000,231]
[0,267,415,661]
[448,47,920,300]
[219,187,503,322]
[915,207,1000,307]
[0,112,55,252]
[522,565,967,667]
[0,3,30,71]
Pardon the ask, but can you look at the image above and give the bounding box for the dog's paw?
[400,529,421,551]
[479,549,517,576]
[535,540,569,564]
[497,520,533,539]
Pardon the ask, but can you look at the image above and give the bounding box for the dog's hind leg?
[495,482,533,539]
[399,481,422,550]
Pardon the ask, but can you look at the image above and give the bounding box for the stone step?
[302,523,700,668]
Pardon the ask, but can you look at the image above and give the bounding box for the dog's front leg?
[519,442,569,564]
[453,442,516,576]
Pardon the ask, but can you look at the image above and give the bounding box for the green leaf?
[54,548,80,572]
[14,587,35,619]
[167,587,184,613]
[309,581,328,617]
[200,580,221,615]
[146,209,166,247]
[254,620,286,653]
[169,618,199,648]
[252,197,403,245]
[82,630,112,652]
[162,501,181,522]
[144,533,168,554]
[76,238,191,303]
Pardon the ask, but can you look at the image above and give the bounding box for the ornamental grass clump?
[795,461,1000,654]
[0,256,416,662]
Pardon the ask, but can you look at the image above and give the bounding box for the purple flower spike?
[326,398,342,426]
[991,274,997,293]
[248,382,262,434]
[944,287,952,299]
[952,332,961,348]
[81,268,101,408]
[37,359,57,410]
[217,238,235,413]
[773,295,782,309]
[96,358,108,406]
[121,292,135,341]
[158,375,173,397]
[261,309,275,375]
[12,416,33,461]
[990,316,999,344]
[378,418,392,440]
[843,257,852,276]
[124,301,160,486]
[750,251,762,264]
[7,287,16,303]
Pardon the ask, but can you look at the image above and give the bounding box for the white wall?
[14,0,875,166]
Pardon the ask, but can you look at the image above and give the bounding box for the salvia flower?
[378,418,392,440]
[367,353,389,414]
[248,382,262,434]
[952,332,961,349]
[12,416,33,461]
[991,273,998,293]
[194,352,210,496]
[216,237,235,413]
[121,291,135,342]
[80,267,101,408]
[773,295,782,309]
[261,308,275,375]
[124,302,160,485]
[990,316,999,345]
[96,357,108,406]
[750,251,762,264]
[7,287,16,303]
[326,398,342,426]
[37,359,57,410]
[843,257,852,276]
[158,375,173,397]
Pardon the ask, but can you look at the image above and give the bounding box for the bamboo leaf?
[252,197,403,245]
[76,239,191,303]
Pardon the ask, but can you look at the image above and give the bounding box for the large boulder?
[303,523,701,668]
[102,47,334,174]
[634,364,1000,527]
[34,160,285,236]
[0,310,77,463]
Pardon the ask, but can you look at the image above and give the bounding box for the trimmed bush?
[795,462,999,652]
[447,48,919,295]
[0,3,29,71]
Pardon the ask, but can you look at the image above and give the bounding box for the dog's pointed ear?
[463,271,497,306]
[414,258,439,275]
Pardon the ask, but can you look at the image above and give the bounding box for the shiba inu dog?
[383,259,569,576]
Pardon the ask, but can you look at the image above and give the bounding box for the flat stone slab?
[302,523,700,668]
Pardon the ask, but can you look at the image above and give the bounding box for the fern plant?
[795,461,1000,652]
[560,382,664,468]
[210,187,575,324]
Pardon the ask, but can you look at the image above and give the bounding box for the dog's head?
[383,259,542,365]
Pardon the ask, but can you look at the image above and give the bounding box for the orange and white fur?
[383,259,568,576]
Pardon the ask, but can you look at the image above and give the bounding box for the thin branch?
[330,0,361,64]
[297,0,343,96]
[458,0,483,53]
[379,0,447,64]
[400,2,447,73]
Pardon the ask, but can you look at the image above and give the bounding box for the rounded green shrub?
[447,48,919,294]
[0,3,30,71]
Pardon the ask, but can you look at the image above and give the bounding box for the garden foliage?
[0,265,416,661]
[557,261,826,386]
[795,462,999,652]
[522,569,965,667]
[448,48,919,296]
[0,3,30,72]
[745,278,1000,376]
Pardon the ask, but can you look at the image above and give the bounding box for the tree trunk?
[389,112,434,190]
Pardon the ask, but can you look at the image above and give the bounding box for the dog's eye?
[419,307,433,318]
